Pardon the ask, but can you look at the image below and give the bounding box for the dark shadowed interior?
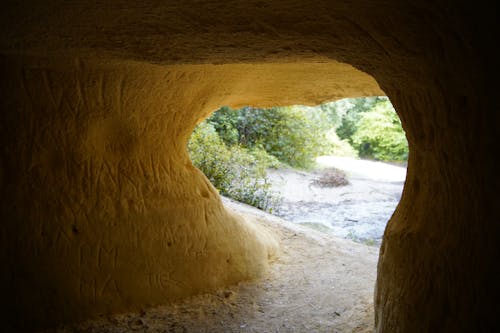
[0,1,498,332]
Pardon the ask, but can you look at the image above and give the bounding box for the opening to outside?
[188,96,407,246]
[185,95,408,331]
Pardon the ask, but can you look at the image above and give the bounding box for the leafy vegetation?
[335,96,386,142]
[319,96,408,162]
[188,121,281,212]
[350,100,408,161]
[187,96,408,210]
[209,106,345,169]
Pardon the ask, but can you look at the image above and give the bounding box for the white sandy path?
[267,156,407,243]
[316,156,406,182]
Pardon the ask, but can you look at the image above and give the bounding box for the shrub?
[322,128,358,158]
[207,106,333,169]
[252,107,328,169]
[311,167,349,187]
[335,96,387,143]
[188,121,281,212]
[351,100,409,162]
[188,98,408,211]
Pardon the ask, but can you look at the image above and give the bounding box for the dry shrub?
[312,168,349,187]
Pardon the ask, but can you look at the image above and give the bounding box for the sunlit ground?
[316,156,406,182]
[268,156,406,245]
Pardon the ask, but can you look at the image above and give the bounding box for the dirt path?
[268,156,406,245]
[42,198,378,333]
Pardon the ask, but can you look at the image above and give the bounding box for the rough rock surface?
[41,198,379,333]
[1,1,498,332]
[0,56,380,331]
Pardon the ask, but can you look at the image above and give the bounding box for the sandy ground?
[316,156,406,182]
[268,156,406,245]
[42,198,379,333]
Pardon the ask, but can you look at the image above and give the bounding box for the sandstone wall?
[1,1,497,332]
[0,57,381,330]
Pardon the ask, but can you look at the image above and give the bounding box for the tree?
[351,100,408,161]
[206,105,332,169]
[336,96,388,142]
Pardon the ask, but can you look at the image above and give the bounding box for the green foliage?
[188,96,408,211]
[247,146,282,169]
[188,121,281,212]
[318,101,343,129]
[323,128,358,158]
[351,100,409,161]
[206,106,333,169]
[207,106,240,146]
[336,96,388,143]
[249,107,328,169]
[318,96,408,162]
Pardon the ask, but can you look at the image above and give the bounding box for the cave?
[0,1,497,332]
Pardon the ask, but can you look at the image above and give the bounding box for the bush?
[311,168,349,187]
[351,100,409,162]
[335,96,387,143]
[207,106,333,169]
[188,121,281,212]
[188,98,408,211]
[322,128,358,158]
[251,107,329,169]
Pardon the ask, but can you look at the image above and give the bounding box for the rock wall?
[0,57,381,330]
[1,1,498,332]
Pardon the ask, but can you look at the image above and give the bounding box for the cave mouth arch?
[3,56,404,331]
[3,49,492,333]
[188,97,408,248]
[2,1,496,331]
[179,92,410,330]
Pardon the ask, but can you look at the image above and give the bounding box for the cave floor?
[42,198,378,333]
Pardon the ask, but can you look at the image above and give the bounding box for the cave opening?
[167,95,410,331]
[1,1,497,332]
[188,96,408,247]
